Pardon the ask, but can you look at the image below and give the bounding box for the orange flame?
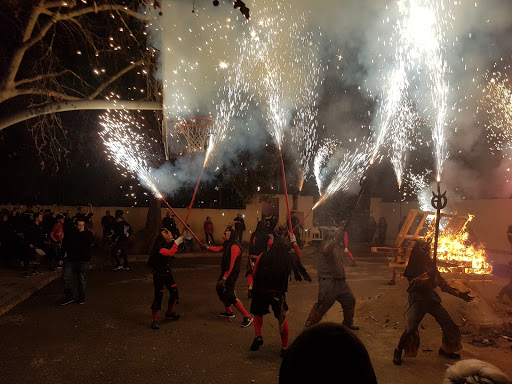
[428,214,492,275]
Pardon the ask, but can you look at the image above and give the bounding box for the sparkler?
[99,110,203,246]
[371,0,453,185]
[297,166,305,192]
[313,137,374,211]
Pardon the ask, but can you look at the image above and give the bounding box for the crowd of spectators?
[0,204,94,277]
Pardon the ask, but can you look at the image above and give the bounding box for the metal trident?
[431,182,447,267]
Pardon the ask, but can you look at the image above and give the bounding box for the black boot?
[438,348,460,359]
[342,307,359,330]
[393,348,402,365]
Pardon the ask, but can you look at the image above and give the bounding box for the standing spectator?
[74,206,85,223]
[63,210,74,235]
[41,209,54,237]
[84,203,94,231]
[204,216,214,245]
[265,215,278,235]
[234,213,246,243]
[48,214,65,271]
[0,209,17,266]
[60,219,94,305]
[111,210,131,271]
[376,217,388,246]
[182,228,194,252]
[204,225,253,328]
[22,212,47,277]
[147,228,183,329]
[367,216,377,245]
[101,210,115,244]
[9,207,22,235]
[162,211,180,238]
[75,204,94,230]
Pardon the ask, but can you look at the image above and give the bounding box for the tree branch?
[14,70,70,87]
[0,99,162,131]
[87,59,145,99]
[1,2,149,102]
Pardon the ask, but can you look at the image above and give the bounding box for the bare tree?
[0,0,162,171]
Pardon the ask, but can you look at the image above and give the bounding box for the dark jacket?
[63,229,94,262]
[101,215,115,231]
[149,237,178,276]
[253,237,310,294]
[249,224,270,256]
[113,219,131,245]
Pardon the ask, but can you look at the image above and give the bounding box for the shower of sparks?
[291,105,319,180]
[207,43,254,166]
[314,139,340,195]
[145,2,249,156]
[371,0,454,184]
[389,99,421,188]
[313,137,375,210]
[401,168,432,205]
[480,65,512,160]
[240,3,323,155]
[99,110,162,198]
[148,1,322,174]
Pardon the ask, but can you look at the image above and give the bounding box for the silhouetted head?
[279,323,377,384]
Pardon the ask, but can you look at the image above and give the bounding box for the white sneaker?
[112,265,123,271]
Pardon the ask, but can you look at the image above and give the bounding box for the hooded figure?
[305,227,359,330]
[393,239,474,365]
[249,225,312,356]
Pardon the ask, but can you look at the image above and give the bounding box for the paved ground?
[0,244,511,383]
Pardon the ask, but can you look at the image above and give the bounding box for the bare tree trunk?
[130,195,162,255]
[146,195,162,234]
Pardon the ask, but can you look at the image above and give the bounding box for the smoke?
[142,0,512,200]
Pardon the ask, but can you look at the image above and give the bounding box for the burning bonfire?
[378,209,494,282]
[428,214,493,275]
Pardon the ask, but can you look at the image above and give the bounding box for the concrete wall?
[370,197,512,252]
[1,194,315,243]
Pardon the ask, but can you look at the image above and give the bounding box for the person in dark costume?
[205,225,253,328]
[496,261,512,303]
[249,225,312,356]
[148,228,183,330]
[305,227,359,330]
[246,221,273,298]
[393,239,474,365]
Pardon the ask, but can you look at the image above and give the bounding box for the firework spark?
[481,65,512,156]
[99,110,162,198]
[240,3,323,154]
[313,137,374,210]
[372,0,453,184]
[313,139,340,196]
